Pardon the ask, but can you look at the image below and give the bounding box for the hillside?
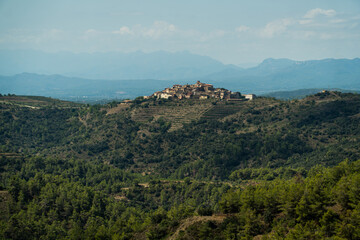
[0,94,82,108]
[263,88,360,100]
[1,91,360,239]
[2,91,360,177]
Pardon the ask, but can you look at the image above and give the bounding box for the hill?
[263,88,360,100]
[0,94,82,108]
[1,91,360,177]
[1,91,360,239]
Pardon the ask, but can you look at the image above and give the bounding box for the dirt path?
[167,214,227,240]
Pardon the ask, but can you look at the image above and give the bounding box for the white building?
[243,94,256,100]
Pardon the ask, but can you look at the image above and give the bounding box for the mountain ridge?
[1,51,360,101]
[0,49,232,80]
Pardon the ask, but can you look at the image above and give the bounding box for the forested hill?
[1,91,360,178]
[1,91,360,239]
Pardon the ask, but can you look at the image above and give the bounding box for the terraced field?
[201,102,246,120]
[131,102,213,131]
[130,100,252,131]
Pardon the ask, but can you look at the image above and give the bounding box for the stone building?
[146,81,255,101]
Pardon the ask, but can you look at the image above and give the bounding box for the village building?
[243,94,256,100]
[145,81,256,101]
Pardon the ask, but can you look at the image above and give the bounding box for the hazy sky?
[0,0,359,65]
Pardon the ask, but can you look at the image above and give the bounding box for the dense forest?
[0,91,360,239]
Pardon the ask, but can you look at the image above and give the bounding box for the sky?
[0,0,359,66]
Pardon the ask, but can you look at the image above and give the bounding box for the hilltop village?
[144,81,256,101]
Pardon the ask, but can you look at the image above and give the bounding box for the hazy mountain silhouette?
[205,58,360,93]
[1,50,359,100]
[0,73,184,101]
[0,50,233,80]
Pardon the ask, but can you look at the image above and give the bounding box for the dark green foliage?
[2,92,360,180]
[0,93,360,239]
[213,160,360,239]
[229,166,306,181]
[197,205,213,216]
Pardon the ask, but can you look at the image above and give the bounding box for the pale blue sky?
[0,0,359,65]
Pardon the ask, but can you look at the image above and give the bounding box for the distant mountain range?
[0,73,184,102]
[0,50,232,80]
[0,50,359,101]
[204,58,360,94]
